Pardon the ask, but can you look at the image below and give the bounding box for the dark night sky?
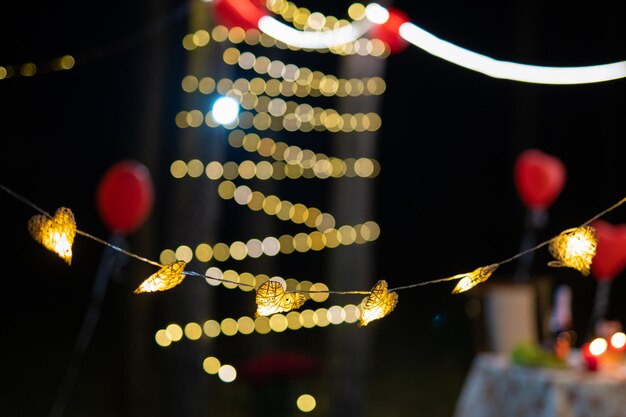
[1,1,625,416]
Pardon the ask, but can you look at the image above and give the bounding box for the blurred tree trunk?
[127,1,222,416]
[328,53,386,417]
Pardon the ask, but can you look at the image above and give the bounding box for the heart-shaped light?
[134,261,187,293]
[514,149,566,210]
[358,280,398,327]
[255,280,306,317]
[451,264,499,294]
[548,226,598,276]
[28,207,76,265]
[591,220,626,282]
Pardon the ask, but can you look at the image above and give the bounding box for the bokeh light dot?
[184,322,203,340]
[297,394,316,412]
[155,329,172,347]
[203,319,221,338]
[309,283,329,302]
[218,364,237,383]
[175,245,193,262]
[160,249,177,264]
[203,356,221,374]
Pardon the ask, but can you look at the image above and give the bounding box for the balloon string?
[2,183,625,296]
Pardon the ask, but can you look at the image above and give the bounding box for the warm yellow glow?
[159,249,176,264]
[309,283,330,302]
[237,316,255,334]
[59,55,75,70]
[166,323,183,342]
[175,245,193,262]
[343,304,360,324]
[328,305,346,325]
[255,280,306,317]
[611,332,626,349]
[203,356,221,374]
[218,364,237,383]
[134,261,186,293]
[269,313,289,332]
[548,226,597,276]
[28,207,76,265]
[359,280,398,327]
[155,329,172,347]
[286,311,302,330]
[254,316,271,334]
[221,318,239,336]
[300,309,317,328]
[314,308,330,327]
[184,322,203,340]
[589,337,608,356]
[20,62,37,76]
[203,319,221,338]
[296,394,316,412]
[451,264,499,294]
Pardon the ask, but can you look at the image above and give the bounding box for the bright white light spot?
[611,332,626,349]
[218,364,237,383]
[212,96,240,125]
[365,3,389,24]
[589,338,608,356]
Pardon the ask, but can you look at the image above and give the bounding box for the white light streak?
[257,16,373,49]
[399,22,626,84]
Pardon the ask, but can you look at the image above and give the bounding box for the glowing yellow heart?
[451,264,499,294]
[548,226,597,276]
[358,280,398,327]
[255,280,306,317]
[134,261,187,293]
[28,207,76,265]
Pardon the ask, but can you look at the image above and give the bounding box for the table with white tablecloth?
[454,352,626,417]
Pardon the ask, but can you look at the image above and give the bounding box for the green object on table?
[511,342,567,368]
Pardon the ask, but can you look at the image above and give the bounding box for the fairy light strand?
[2,184,625,317]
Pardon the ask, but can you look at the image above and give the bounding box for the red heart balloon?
[96,160,154,235]
[591,220,626,282]
[514,149,566,210]
[212,0,268,30]
[369,7,410,54]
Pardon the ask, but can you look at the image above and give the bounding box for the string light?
[171,156,379,180]
[226,131,381,177]
[3,186,626,328]
[548,226,598,276]
[155,303,362,348]
[358,280,398,327]
[0,55,75,81]
[217,47,387,96]
[134,261,187,293]
[255,280,306,317]
[28,207,77,265]
[451,264,499,294]
[176,106,381,133]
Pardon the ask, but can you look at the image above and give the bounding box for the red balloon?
[369,7,410,54]
[212,0,268,30]
[96,160,154,235]
[591,220,626,282]
[514,149,566,210]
